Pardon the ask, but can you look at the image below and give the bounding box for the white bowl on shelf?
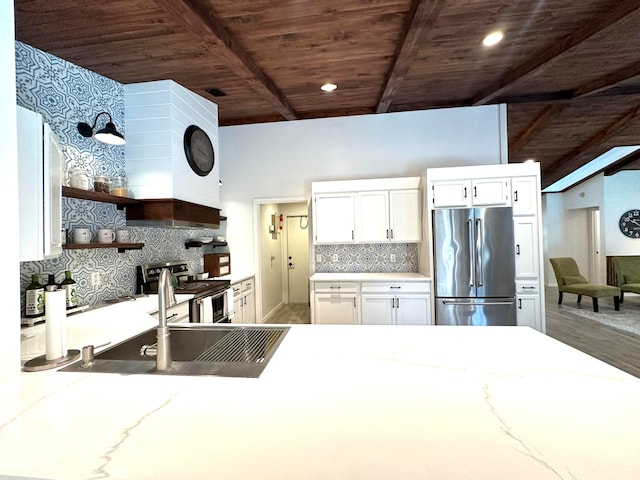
[193,237,213,244]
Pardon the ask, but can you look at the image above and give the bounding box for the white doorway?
[254,198,310,323]
[285,214,309,304]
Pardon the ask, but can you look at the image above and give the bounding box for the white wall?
[1,3,20,381]
[220,105,507,274]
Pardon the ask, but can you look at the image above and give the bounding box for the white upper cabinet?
[432,178,509,208]
[356,189,422,242]
[313,177,422,245]
[313,193,356,244]
[389,189,422,242]
[356,191,389,242]
[511,176,537,216]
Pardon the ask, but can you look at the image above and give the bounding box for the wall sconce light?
[77,112,126,145]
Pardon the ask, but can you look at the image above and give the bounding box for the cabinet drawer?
[231,283,242,298]
[361,282,430,294]
[314,281,359,294]
[516,280,539,295]
[241,278,254,292]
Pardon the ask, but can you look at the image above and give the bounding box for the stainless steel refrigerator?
[433,206,516,326]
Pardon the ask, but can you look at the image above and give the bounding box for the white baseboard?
[262,301,284,323]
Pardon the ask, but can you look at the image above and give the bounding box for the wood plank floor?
[544,287,640,379]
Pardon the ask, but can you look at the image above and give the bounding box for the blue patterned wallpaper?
[315,243,418,273]
[16,42,224,313]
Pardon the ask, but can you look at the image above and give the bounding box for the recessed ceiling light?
[483,31,503,47]
[321,83,337,92]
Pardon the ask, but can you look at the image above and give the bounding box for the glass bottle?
[60,270,78,309]
[111,174,128,197]
[69,168,90,190]
[25,274,45,318]
[93,175,111,194]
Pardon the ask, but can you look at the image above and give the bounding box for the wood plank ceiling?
[14,0,640,189]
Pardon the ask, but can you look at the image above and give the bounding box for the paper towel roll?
[45,289,67,360]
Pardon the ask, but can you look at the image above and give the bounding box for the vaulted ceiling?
[14,0,640,189]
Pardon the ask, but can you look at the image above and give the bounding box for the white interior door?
[286,215,309,303]
[589,208,602,283]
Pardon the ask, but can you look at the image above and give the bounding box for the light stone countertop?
[4,303,640,480]
[310,272,431,282]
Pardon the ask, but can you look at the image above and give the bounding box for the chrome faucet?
[156,268,176,371]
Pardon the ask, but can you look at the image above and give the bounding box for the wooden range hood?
[126,198,220,229]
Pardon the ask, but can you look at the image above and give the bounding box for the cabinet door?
[432,180,470,208]
[314,193,356,244]
[395,295,429,325]
[514,217,539,278]
[243,290,255,324]
[516,295,540,330]
[356,191,389,242]
[512,176,537,216]
[471,179,510,206]
[232,296,244,323]
[314,295,358,324]
[361,295,394,325]
[389,189,421,242]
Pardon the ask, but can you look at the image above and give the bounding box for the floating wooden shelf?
[62,186,140,209]
[184,241,228,249]
[63,243,144,253]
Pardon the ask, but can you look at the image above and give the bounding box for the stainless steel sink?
[60,325,289,378]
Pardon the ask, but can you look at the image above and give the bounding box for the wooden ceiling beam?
[376,0,446,114]
[543,104,640,179]
[573,61,640,98]
[509,105,566,154]
[153,0,298,120]
[472,0,640,106]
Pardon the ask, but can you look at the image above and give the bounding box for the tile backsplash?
[315,243,418,273]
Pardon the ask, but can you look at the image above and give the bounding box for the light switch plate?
[316,254,322,263]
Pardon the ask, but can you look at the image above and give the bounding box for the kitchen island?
[3,305,640,479]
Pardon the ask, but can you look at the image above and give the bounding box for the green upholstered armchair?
[549,257,620,312]
[612,256,640,303]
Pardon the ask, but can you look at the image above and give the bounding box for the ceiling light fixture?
[321,83,337,92]
[482,31,504,47]
[77,112,126,145]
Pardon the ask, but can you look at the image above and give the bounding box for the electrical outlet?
[316,254,322,263]
[90,272,101,286]
[331,254,339,262]
[390,254,397,263]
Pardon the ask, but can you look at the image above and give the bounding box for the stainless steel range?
[137,261,232,323]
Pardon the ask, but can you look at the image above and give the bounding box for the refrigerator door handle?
[468,218,475,286]
[441,300,515,306]
[476,218,483,286]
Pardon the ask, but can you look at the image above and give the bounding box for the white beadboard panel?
[125,103,172,120]
[124,144,174,160]
[125,117,176,135]
[124,89,172,107]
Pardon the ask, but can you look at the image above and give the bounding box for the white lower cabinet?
[313,282,359,324]
[516,280,541,330]
[315,295,359,324]
[361,282,430,325]
[361,294,429,325]
[231,277,255,324]
[312,279,431,325]
[516,295,540,330]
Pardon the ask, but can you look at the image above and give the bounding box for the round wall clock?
[183,125,214,177]
[619,209,640,238]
